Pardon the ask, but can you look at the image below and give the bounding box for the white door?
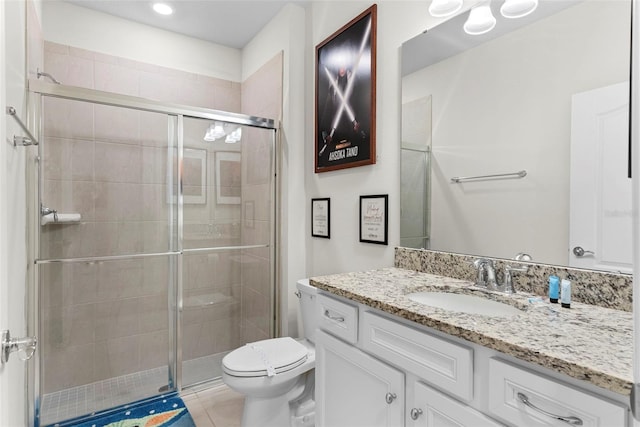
[570,82,632,273]
[315,330,405,427]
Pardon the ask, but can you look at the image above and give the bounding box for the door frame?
[631,0,640,423]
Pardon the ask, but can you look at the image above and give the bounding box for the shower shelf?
[183,293,233,310]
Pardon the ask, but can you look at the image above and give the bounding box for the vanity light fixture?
[152,2,173,16]
[500,0,538,19]
[203,123,242,143]
[225,128,242,144]
[463,4,496,35]
[204,122,226,142]
[428,0,463,18]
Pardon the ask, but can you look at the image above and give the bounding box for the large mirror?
[400,0,632,272]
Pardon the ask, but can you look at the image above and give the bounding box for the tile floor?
[181,384,244,427]
[40,353,230,426]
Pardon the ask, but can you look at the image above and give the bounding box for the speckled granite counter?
[310,267,633,396]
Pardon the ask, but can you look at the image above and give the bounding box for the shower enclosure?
[29,81,277,426]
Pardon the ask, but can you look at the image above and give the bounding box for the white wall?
[402,1,629,264]
[304,2,431,276]
[0,0,31,424]
[242,4,307,336]
[42,1,242,82]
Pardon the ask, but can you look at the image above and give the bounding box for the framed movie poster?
[359,194,388,245]
[315,5,377,173]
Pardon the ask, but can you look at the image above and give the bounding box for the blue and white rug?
[52,394,195,427]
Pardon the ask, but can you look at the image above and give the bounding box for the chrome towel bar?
[450,169,527,183]
[6,106,39,146]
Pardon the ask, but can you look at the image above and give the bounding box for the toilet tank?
[296,279,318,344]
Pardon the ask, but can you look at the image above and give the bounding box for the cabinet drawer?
[362,311,473,402]
[488,358,627,427]
[317,293,358,344]
[413,381,503,427]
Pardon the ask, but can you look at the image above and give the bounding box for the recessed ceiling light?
[152,2,173,16]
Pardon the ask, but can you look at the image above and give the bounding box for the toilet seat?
[223,337,309,378]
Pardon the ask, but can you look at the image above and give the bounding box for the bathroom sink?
[406,292,524,317]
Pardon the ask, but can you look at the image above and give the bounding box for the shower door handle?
[1,330,37,363]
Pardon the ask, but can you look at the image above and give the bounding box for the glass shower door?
[180,116,276,387]
[36,97,178,426]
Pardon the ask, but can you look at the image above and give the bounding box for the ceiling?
[65,0,306,49]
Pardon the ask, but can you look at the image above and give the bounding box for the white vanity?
[310,267,632,427]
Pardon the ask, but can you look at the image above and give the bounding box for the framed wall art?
[181,148,207,204]
[311,198,331,238]
[359,194,388,245]
[315,5,377,173]
[215,151,241,204]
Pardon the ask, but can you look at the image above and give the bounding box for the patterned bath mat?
[51,394,195,427]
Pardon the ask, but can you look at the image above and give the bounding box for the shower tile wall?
[43,42,241,111]
[239,53,283,343]
[40,41,244,393]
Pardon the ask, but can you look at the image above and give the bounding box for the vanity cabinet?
[315,294,492,427]
[314,292,630,427]
[316,329,405,426]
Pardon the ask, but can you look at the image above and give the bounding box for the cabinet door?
[316,329,405,427]
[411,381,503,427]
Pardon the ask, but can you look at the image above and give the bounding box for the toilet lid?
[223,337,308,378]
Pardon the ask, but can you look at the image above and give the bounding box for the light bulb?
[428,0,463,18]
[464,4,496,35]
[500,0,538,19]
[152,3,173,15]
[225,128,242,144]
[203,122,227,142]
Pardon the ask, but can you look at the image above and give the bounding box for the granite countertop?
[309,267,633,396]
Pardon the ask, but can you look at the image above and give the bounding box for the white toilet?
[222,279,318,427]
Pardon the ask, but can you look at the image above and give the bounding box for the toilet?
[222,279,318,427]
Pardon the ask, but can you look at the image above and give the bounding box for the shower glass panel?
[32,83,277,426]
[400,148,430,249]
[181,117,275,386]
[37,97,178,426]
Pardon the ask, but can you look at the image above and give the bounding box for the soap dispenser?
[548,275,559,303]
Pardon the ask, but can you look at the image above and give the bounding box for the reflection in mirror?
[401,96,432,249]
[400,0,631,272]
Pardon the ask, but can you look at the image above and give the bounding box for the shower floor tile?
[40,353,229,426]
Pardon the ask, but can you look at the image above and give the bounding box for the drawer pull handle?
[385,392,397,404]
[410,408,423,420]
[517,392,583,426]
[324,309,344,322]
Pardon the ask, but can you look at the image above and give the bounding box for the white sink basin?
[406,292,524,317]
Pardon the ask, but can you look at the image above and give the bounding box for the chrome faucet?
[502,264,529,294]
[473,258,498,290]
[473,258,528,294]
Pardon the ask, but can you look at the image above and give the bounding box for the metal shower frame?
[26,79,279,426]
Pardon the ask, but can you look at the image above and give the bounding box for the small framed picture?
[359,194,388,245]
[311,198,331,238]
